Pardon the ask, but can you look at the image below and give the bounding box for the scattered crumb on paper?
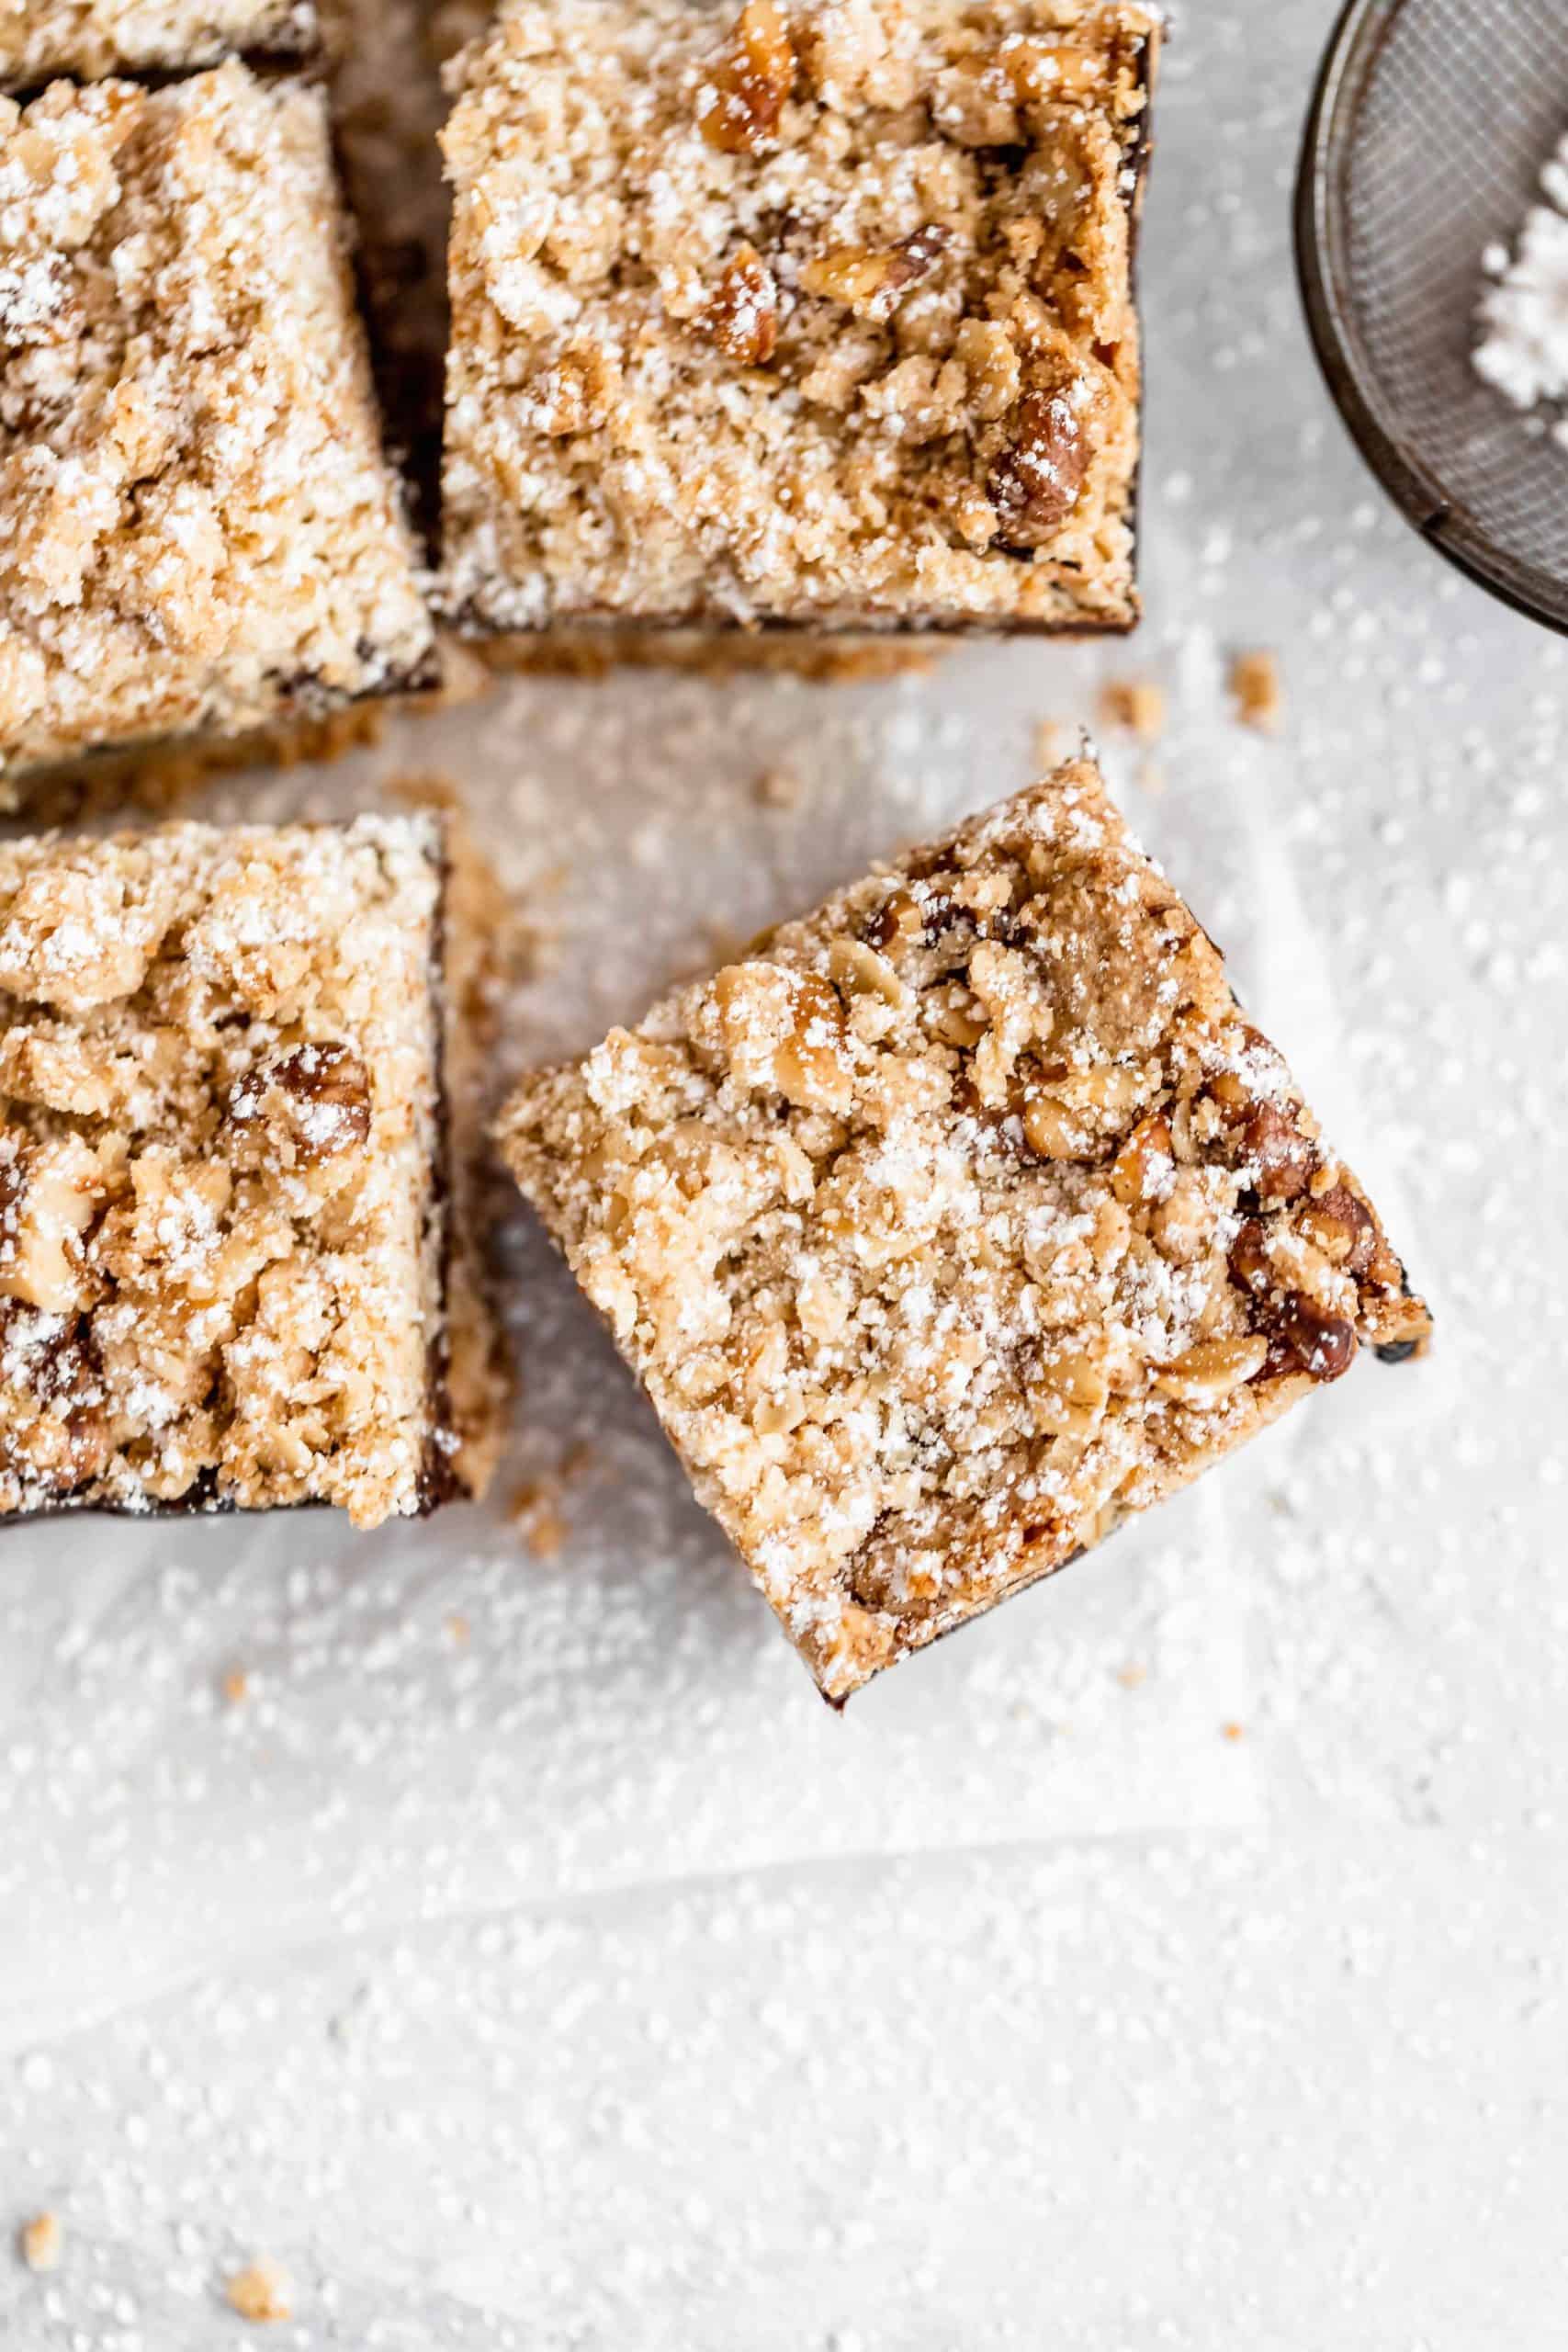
[226,2259,292,2324]
[1229,650,1281,732]
[18,2212,62,2274]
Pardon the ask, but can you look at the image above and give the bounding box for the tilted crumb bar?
[0,3,316,85]
[499,761,1430,1702]
[0,814,502,1527]
[0,63,433,795]
[441,0,1156,640]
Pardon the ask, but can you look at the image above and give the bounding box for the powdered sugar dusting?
[1474,126,1568,434]
[1,6,1565,2344]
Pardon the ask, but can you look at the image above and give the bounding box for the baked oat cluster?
[441,0,1156,637]
[0,1,315,85]
[501,762,1429,1701]
[0,815,500,1526]
[0,62,433,789]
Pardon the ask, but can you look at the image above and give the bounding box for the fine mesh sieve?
[1296,0,1568,631]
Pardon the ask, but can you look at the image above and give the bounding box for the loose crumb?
[509,1477,570,1560]
[508,1448,594,1560]
[220,1668,250,1707]
[1099,678,1166,741]
[18,2212,62,2273]
[1229,650,1281,732]
[226,2259,292,2324]
[755,767,805,811]
[446,1612,471,1646]
[1221,1721,1246,1743]
[1114,1662,1147,1690]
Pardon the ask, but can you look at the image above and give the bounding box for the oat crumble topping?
[500,760,1429,1702]
[0,1,315,82]
[0,814,499,1527]
[0,64,432,788]
[441,0,1156,637]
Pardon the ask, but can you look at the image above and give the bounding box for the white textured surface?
[5,6,1568,2344]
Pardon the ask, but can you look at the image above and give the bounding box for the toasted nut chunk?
[953,317,1021,422]
[0,1304,111,1490]
[1227,1216,1273,1297]
[698,0,795,153]
[828,937,910,1008]
[800,224,951,318]
[775,971,854,1114]
[1237,1100,1314,1204]
[1280,1297,1357,1382]
[1155,1335,1269,1404]
[1021,1091,1092,1161]
[862,888,925,953]
[229,1044,372,1170]
[1299,1183,1377,1276]
[987,383,1088,548]
[0,1132,101,1313]
[1110,1112,1172,1207]
[702,243,779,365]
[1033,1345,1110,1435]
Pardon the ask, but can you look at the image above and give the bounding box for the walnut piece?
[701,243,779,365]
[228,1043,373,1171]
[800,224,951,319]
[0,1131,104,1313]
[698,0,795,154]
[987,382,1089,548]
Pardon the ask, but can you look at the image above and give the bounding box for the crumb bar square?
[499,761,1429,1702]
[441,0,1156,640]
[0,63,433,792]
[0,814,503,1527]
[0,2,316,85]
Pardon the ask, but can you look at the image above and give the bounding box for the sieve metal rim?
[1294,0,1568,636]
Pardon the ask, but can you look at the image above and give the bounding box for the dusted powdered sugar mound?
[1473,130,1568,432]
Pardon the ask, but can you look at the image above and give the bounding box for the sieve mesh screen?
[1301,0,1568,620]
